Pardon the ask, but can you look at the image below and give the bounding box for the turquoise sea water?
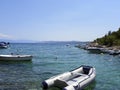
[0,42,120,90]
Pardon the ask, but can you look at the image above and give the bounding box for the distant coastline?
[0,39,84,43]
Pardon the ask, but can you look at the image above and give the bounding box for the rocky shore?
[75,42,120,55]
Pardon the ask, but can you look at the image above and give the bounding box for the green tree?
[94,28,120,46]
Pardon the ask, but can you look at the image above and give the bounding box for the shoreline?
[75,42,120,55]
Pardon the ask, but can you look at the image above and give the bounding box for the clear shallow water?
[0,42,120,90]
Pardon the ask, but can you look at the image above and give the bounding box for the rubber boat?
[0,42,9,49]
[42,65,96,90]
[0,54,32,61]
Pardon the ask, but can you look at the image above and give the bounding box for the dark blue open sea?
[0,42,120,90]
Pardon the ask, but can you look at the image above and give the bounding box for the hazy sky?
[0,0,120,41]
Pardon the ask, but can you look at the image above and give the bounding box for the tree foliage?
[94,28,120,47]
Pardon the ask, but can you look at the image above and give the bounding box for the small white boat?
[86,47,103,53]
[109,50,120,55]
[0,54,33,61]
[42,65,96,90]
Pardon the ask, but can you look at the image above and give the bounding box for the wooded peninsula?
[94,28,120,47]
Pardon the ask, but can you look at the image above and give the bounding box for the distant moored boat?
[0,54,33,61]
[0,42,9,49]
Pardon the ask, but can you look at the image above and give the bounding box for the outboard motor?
[83,65,92,74]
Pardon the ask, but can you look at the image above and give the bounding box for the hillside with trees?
[94,28,120,47]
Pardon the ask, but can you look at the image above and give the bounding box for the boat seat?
[54,79,68,88]
[71,72,87,76]
[54,73,88,88]
[67,75,88,85]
